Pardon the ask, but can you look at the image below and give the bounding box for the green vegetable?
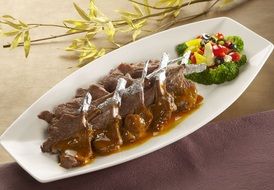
[176,43,188,56]
[236,54,247,67]
[185,55,247,85]
[185,63,238,85]
[225,36,244,52]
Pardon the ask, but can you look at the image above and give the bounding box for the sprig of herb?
[0,15,31,57]
[0,0,229,66]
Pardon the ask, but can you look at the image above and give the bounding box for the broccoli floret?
[176,43,188,56]
[236,54,247,67]
[185,55,247,85]
[185,63,239,85]
[225,36,244,52]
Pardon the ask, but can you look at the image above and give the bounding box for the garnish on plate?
[176,33,247,85]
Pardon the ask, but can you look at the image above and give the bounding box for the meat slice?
[40,93,94,168]
[122,106,153,143]
[75,88,87,98]
[38,97,83,124]
[53,97,83,118]
[99,71,134,93]
[149,53,177,133]
[75,85,110,101]
[99,60,160,93]
[88,84,109,100]
[166,65,198,112]
[120,61,153,143]
[41,113,93,168]
[38,110,54,124]
[116,60,159,78]
[91,110,122,155]
[91,78,126,154]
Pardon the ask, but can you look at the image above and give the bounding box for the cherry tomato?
[212,45,229,57]
[229,52,241,61]
[216,32,224,40]
[190,54,196,64]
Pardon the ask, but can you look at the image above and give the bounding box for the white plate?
[0,17,273,183]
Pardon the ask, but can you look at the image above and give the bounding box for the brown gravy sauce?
[97,95,203,157]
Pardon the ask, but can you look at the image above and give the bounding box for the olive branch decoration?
[0,0,231,66]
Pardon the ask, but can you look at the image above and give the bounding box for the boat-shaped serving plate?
[0,17,273,182]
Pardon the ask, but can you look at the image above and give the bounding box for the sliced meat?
[88,84,109,100]
[41,113,92,152]
[38,110,54,124]
[41,113,93,168]
[92,117,122,155]
[144,79,156,106]
[57,124,93,168]
[149,83,177,133]
[149,54,177,133]
[53,98,83,118]
[120,61,153,143]
[99,73,134,93]
[75,88,88,98]
[91,104,123,154]
[166,65,198,111]
[91,78,126,154]
[120,91,143,117]
[122,106,153,143]
[115,60,159,79]
[75,85,109,101]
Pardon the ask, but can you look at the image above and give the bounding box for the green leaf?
[93,17,109,23]
[73,3,90,21]
[23,31,30,57]
[95,48,106,58]
[86,30,98,39]
[104,21,116,42]
[135,19,147,29]
[64,19,86,25]
[4,20,21,30]
[11,32,23,49]
[2,15,15,20]
[66,41,77,51]
[143,0,151,15]
[132,3,143,16]
[132,29,141,41]
[121,16,136,29]
[19,20,28,28]
[63,19,89,30]
[3,30,19,37]
[66,29,80,34]
[173,9,181,17]
[79,51,97,63]
[89,1,98,18]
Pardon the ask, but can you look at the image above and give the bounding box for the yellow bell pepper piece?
[186,46,199,53]
[194,52,206,64]
[185,39,202,47]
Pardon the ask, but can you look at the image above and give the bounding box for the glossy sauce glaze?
[109,95,203,154]
[53,96,203,167]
